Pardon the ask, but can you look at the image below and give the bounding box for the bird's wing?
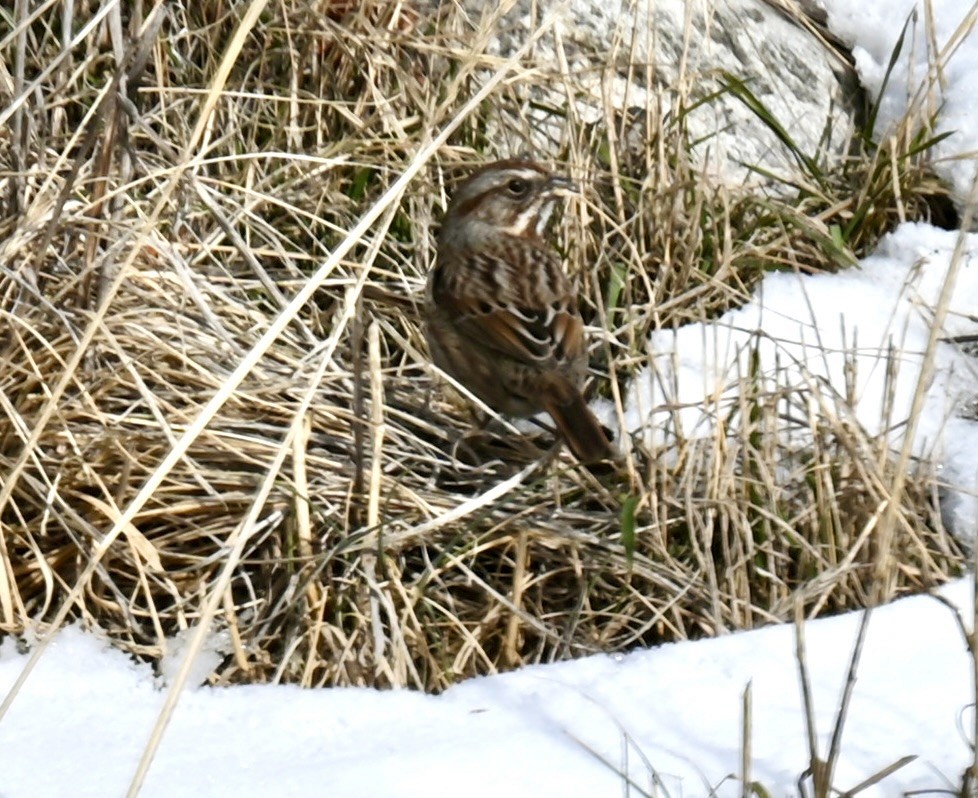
[432,248,585,368]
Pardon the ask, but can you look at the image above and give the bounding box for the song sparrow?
[424,159,615,464]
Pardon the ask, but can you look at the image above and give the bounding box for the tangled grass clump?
[0,0,963,691]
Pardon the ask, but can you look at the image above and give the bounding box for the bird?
[424,158,616,465]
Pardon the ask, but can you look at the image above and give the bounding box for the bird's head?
[439,159,577,245]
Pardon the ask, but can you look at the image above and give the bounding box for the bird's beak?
[545,176,579,197]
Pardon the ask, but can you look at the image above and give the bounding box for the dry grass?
[0,0,964,693]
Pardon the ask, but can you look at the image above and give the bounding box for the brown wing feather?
[550,304,584,363]
[470,305,561,365]
[433,245,584,371]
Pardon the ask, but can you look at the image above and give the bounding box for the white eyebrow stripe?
[505,169,547,181]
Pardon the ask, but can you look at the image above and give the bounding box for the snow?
[819,0,978,201]
[624,222,978,541]
[0,581,974,796]
[2,1,978,796]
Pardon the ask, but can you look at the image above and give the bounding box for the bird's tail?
[541,376,617,465]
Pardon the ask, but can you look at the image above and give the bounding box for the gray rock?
[459,0,855,188]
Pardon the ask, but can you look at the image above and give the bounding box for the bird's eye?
[506,178,529,196]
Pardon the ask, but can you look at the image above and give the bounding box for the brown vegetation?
[0,0,962,692]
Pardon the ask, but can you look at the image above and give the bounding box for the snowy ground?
[2,0,978,796]
[822,0,978,202]
[0,579,974,797]
[623,220,978,541]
